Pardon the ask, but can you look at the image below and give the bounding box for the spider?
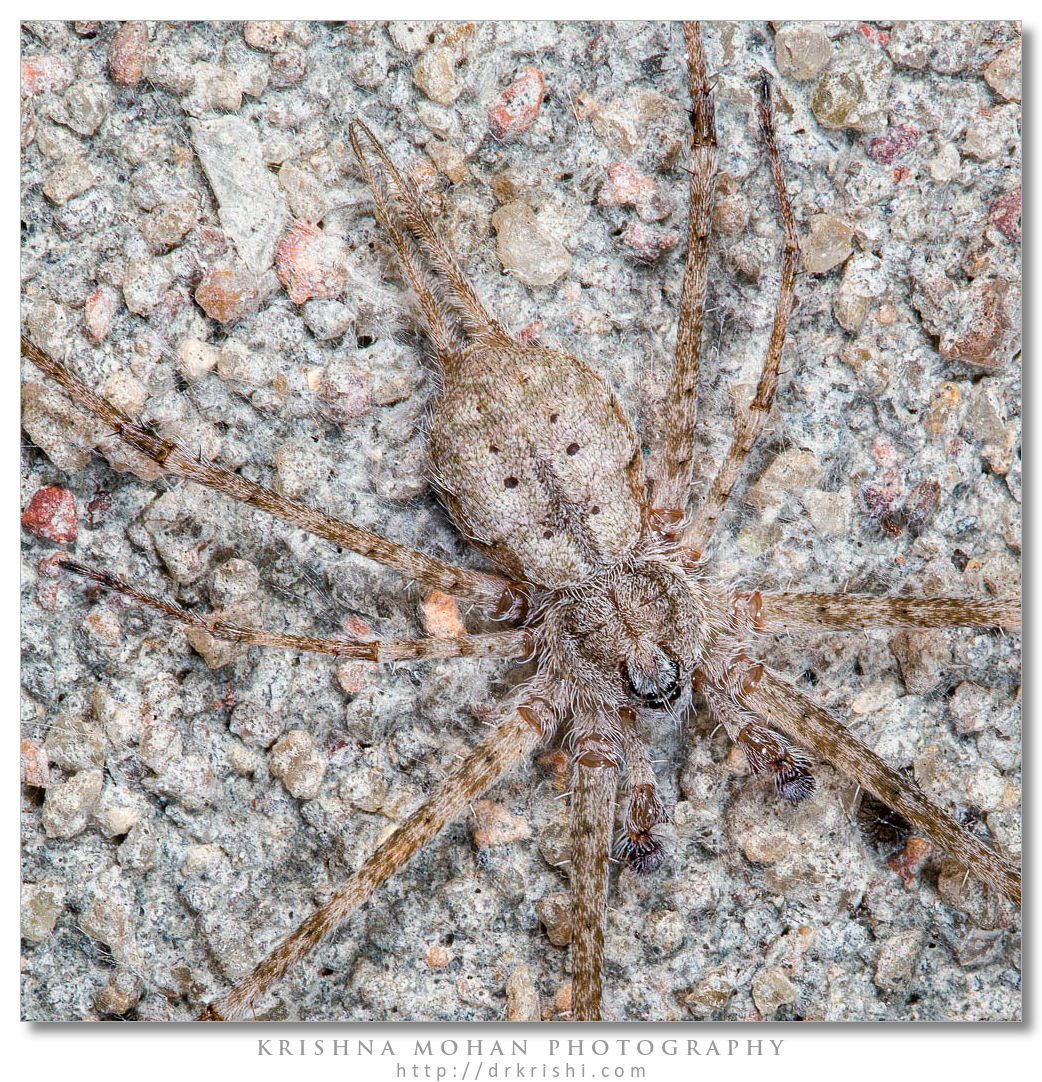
[21,20,1020,1022]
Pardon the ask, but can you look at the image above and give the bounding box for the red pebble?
[488,67,546,141]
[857,23,890,46]
[516,320,543,345]
[276,220,350,305]
[22,486,78,544]
[866,123,918,165]
[989,187,1021,244]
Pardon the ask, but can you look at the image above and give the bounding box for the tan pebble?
[270,730,327,800]
[421,590,466,638]
[195,261,267,323]
[243,20,288,52]
[751,966,798,1016]
[21,739,49,788]
[425,944,450,968]
[535,891,572,946]
[505,964,540,1021]
[109,22,148,87]
[471,799,530,847]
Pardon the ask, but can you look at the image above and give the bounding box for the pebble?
[45,716,108,772]
[492,202,571,288]
[227,741,262,775]
[873,929,923,991]
[598,161,669,223]
[94,970,143,1016]
[176,337,219,381]
[800,489,850,536]
[41,767,103,839]
[984,43,1021,102]
[413,46,461,106]
[470,799,530,848]
[190,116,288,274]
[948,682,994,735]
[108,22,148,87]
[93,784,142,837]
[810,38,892,133]
[751,966,797,1016]
[927,144,961,185]
[887,836,933,889]
[21,54,75,97]
[315,357,372,424]
[140,195,200,250]
[774,23,832,81]
[833,253,888,332]
[989,188,1021,244]
[243,21,288,53]
[425,944,450,968]
[535,892,572,946]
[122,255,175,317]
[801,213,853,274]
[421,590,466,638]
[276,220,350,304]
[426,139,469,184]
[211,557,260,607]
[888,629,952,695]
[83,284,119,343]
[962,104,1019,161]
[195,260,270,323]
[684,967,735,1016]
[744,449,822,511]
[229,701,283,748]
[21,880,66,942]
[42,157,95,205]
[505,965,540,1022]
[488,67,546,141]
[620,221,678,261]
[182,63,243,115]
[271,48,307,89]
[269,730,327,800]
[939,276,1019,372]
[61,81,113,137]
[146,752,217,811]
[21,485,78,543]
[216,338,268,390]
[21,739,49,788]
[866,123,918,164]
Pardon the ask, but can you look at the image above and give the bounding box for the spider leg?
[22,336,522,611]
[569,753,619,1022]
[58,558,533,661]
[349,121,512,348]
[200,698,555,1020]
[740,590,1021,633]
[679,67,800,558]
[718,658,1021,904]
[649,21,718,529]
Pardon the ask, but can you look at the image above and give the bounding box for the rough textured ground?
[21,20,1020,1022]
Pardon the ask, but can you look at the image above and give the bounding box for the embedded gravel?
[21,20,1020,1022]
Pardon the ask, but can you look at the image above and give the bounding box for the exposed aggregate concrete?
[21,20,1019,1022]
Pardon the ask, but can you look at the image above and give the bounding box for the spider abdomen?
[428,344,645,589]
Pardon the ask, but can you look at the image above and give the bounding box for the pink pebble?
[488,67,546,141]
[276,220,349,305]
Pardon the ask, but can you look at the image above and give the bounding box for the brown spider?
[21,21,1020,1022]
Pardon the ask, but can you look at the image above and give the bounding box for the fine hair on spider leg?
[21,20,1020,1023]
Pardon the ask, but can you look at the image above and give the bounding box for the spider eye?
[622,651,682,708]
